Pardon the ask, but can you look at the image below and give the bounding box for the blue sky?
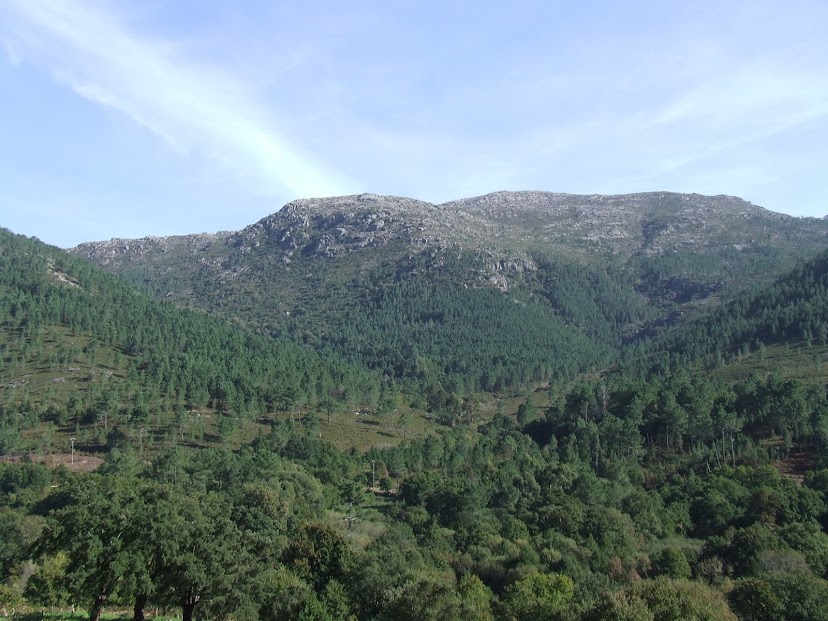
[1,0,827,247]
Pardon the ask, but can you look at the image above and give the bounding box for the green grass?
[0,317,485,458]
[0,322,440,459]
[714,341,828,384]
[1,325,129,403]
[1,612,178,621]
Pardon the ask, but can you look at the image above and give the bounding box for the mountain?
[74,190,823,260]
[70,191,828,392]
[5,199,828,621]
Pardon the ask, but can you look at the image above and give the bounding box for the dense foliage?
[2,224,828,620]
[2,397,827,621]
[633,249,828,372]
[325,271,607,393]
[0,228,382,454]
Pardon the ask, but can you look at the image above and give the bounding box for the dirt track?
[0,452,103,472]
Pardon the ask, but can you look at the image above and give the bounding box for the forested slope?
[0,228,382,455]
[632,248,828,373]
[3,195,828,621]
[71,192,828,394]
[2,405,827,621]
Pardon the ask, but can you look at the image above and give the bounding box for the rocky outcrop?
[72,232,230,269]
[69,191,828,295]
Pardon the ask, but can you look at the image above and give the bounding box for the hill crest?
[72,190,823,265]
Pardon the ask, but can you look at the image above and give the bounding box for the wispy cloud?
[621,61,828,187]
[0,0,355,199]
[1,38,20,65]
[650,65,828,133]
[2,0,828,238]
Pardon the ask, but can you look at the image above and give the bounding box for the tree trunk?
[182,595,199,621]
[89,593,107,621]
[132,592,148,621]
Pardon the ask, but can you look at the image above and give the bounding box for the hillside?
[632,248,828,374]
[73,191,826,266]
[0,227,391,458]
[70,191,828,391]
[3,199,828,621]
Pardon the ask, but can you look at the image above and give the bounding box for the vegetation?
[70,193,828,395]
[2,403,828,620]
[632,249,828,374]
[0,228,386,457]
[2,207,828,621]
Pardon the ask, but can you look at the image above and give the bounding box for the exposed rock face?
[73,232,230,266]
[232,194,442,258]
[440,191,788,256]
[69,190,828,292]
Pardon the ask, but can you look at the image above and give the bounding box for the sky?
[1,0,827,248]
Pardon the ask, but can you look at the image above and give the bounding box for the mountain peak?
[70,190,828,271]
[233,194,448,259]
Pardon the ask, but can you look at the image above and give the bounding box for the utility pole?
[70,437,75,466]
[371,460,376,490]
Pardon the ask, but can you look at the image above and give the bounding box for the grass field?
[0,611,179,621]
[714,341,828,384]
[2,318,553,462]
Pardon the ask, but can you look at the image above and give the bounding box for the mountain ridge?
[70,190,828,302]
[72,190,825,265]
[65,190,828,390]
